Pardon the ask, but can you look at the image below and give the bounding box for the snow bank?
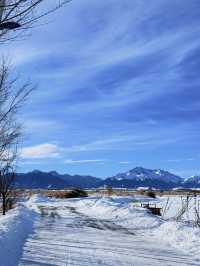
[0,205,37,266]
[67,196,162,230]
[154,221,200,260]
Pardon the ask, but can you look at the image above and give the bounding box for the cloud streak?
[64,159,106,164]
[21,143,61,159]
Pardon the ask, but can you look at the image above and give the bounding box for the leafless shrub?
[193,196,200,227]
[45,189,88,199]
[145,191,156,198]
[106,186,113,196]
[161,197,170,218]
[194,207,200,227]
[175,195,190,221]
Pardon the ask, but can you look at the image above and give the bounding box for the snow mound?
[0,205,37,266]
[68,196,162,230]
[154,221,200,260]
[26,193,51,204]
[25,193,54,212]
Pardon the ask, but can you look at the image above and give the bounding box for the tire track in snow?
[18,205,199,266]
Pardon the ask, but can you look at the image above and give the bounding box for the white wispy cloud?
[119,161,131,164]
[66,131,183,153]
[21,143,61,159]
[22,118,61,133]
[64,159,106,164]
[167,158,195,163]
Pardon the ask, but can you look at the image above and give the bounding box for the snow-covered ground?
[0,194,199,265]
[0,205,36,266]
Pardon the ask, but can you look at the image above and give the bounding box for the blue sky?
[2,0,200,178]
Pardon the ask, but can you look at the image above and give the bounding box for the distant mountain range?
[14,170,101,189]
[14,167,200,189]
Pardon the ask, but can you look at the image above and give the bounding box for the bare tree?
[0,1,71,214]
[0,0,71,42]
[0,60,33,214]
[0,163,15,215]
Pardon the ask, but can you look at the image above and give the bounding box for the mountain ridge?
[14,167,200,189]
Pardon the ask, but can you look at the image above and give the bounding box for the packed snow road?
[18,197,199,266]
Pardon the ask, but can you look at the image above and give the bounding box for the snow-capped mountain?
[103,167,183,189]
[110,167,181,183]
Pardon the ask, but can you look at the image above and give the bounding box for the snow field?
[0,194,199,265]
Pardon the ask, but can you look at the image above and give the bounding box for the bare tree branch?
[0,0,72,43]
